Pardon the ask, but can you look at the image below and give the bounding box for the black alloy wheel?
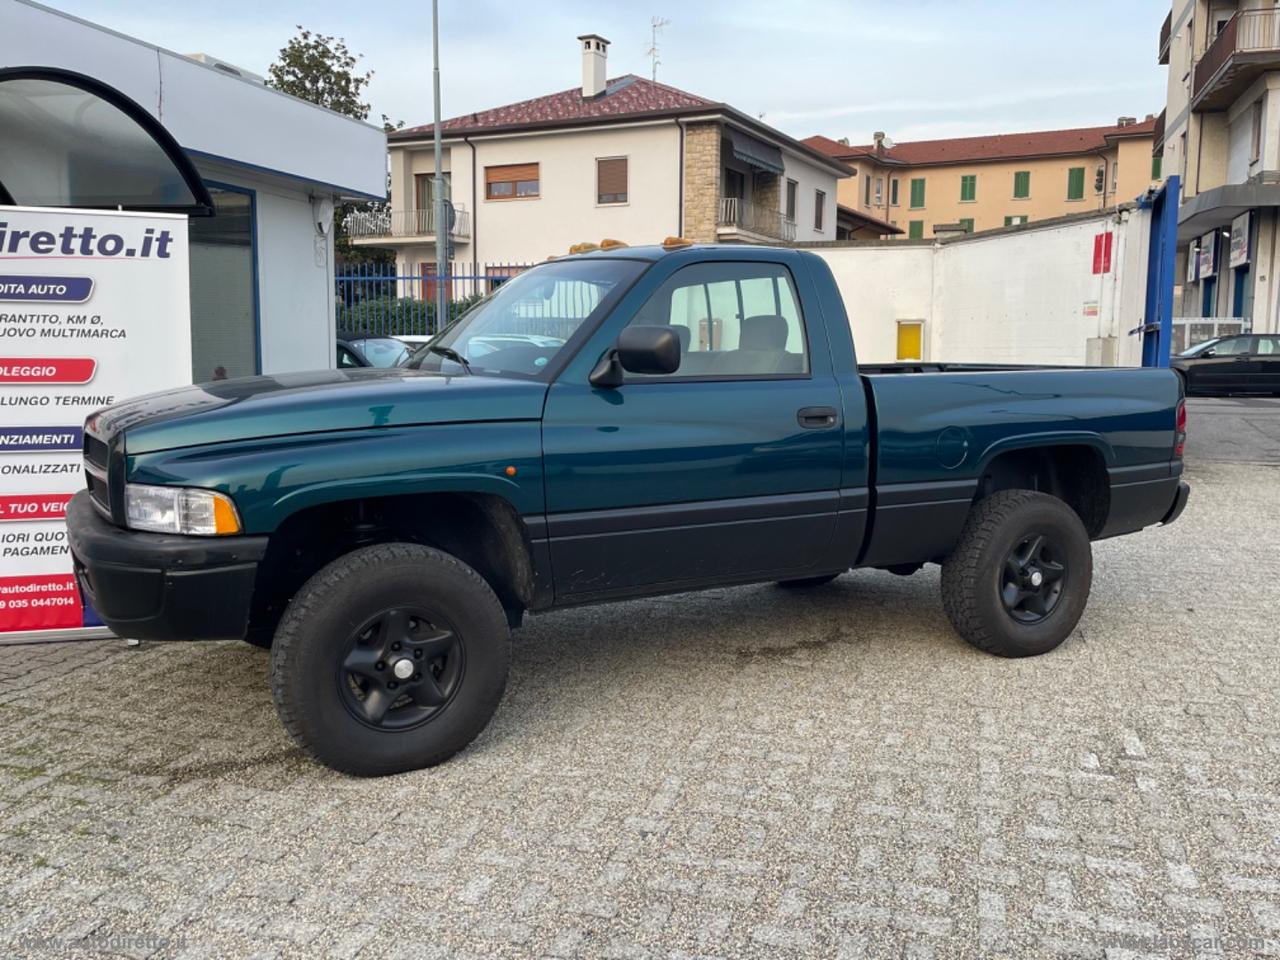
[338,606,465,730]
[999,534,1066,624]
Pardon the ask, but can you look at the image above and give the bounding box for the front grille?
[83,430,111,517]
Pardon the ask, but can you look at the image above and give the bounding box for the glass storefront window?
[188,186,257,383]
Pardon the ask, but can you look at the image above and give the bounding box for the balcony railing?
[1193,11,1280,108]
[1159,10,1171,64]
[344,206,471,241]
[717,197,796,243]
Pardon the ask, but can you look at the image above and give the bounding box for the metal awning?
[0,67,212,215]
[727,127,785,176]
[1176,180,1280,242]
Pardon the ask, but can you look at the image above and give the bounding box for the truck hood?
[93,368,549,455]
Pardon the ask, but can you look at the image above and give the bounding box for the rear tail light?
[1174,398,1187,459]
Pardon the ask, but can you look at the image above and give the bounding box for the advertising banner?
[1198,229,1218,280]
[1229,212,1251,269]
[0,207,190,642]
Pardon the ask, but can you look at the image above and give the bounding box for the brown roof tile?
[802,118,1156,167]
[393,75,716,139]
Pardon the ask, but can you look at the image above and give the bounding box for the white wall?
[817,208,1151,367]
[428,123,683,265]
[783,150,842,242]
[823,246,934,363]
[195,159,336,375]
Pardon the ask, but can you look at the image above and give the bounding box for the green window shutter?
[890,179,899,205]
[959,218,974,233]
[1013,170,1030,198]
[865,174,872,205]
[908,220,925,239]
[960,175,976,202]
[1152,156,1163,179]
[1067,167,1085,200]
[1004,216,1014,227]
[910,178,926,208]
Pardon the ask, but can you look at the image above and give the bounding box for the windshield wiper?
[425,343,472,373]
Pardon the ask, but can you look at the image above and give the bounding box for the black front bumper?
[66,491,269,641]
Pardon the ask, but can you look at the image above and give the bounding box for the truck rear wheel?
[269,543,510,776]
[941,490,1092,658]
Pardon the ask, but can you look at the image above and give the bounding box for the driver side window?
[626,262,809,378]
[1213,336,1250,355]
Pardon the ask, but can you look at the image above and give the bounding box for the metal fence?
[1172,316,1251,354]
[335,261,533,337]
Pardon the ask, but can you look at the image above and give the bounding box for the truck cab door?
[541,257,845,602]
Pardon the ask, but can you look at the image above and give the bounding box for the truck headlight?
[124,484,242,536]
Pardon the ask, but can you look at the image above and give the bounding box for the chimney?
[873,131,886,151]
[1117,116,1137,127]
[577,34,610,98]
[837,137,850,146]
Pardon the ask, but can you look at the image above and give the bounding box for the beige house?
[803,120,1159,240]
[349,35,852,279]
[1158,0,1280,346]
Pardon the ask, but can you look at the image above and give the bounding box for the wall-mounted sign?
[1186,239,1200,283]
[1230,212,1251,269]
[0,206,191,642]
[1198,229,1218,280]
[1091,232,1114,275]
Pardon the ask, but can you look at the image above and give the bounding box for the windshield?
[350,337,409,367]
[406,259,646,378]
[1178,338,1220,357]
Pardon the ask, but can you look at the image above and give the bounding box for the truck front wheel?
[941,490,1092,658]
[268,543,510,776]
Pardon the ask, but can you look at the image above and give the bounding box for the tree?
[268,27,396,265]
[267,27,372,120]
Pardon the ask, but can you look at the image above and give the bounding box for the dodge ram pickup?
[67,241,1190,776]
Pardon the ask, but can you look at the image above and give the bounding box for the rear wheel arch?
[973,443,1110,539]
[245,491,537,645]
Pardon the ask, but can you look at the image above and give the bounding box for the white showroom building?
[0,0,387,380]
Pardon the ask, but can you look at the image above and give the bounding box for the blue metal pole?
[1142,175,1180,367]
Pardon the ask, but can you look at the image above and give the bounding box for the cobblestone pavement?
[2,459,1278,959]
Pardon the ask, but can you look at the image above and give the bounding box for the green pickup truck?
[68,243,1189,775]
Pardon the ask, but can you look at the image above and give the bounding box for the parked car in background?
[336,331,410,369]
[1172,334,1280,396]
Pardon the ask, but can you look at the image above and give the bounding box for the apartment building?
[350,34,851,276]
[803,120,1158,240]
[1159,0,1280,345]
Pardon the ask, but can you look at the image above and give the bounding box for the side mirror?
[589,326,681,387]
[1202,348,1217,358]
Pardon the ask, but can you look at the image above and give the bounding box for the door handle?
[797,406,839,429]
[1232,356,1250,362]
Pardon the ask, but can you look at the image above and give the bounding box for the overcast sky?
[49,0,1170,143]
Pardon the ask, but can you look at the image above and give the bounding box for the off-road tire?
[269,543,510,776]
[776,573,841,589]
[941,490,1092,658]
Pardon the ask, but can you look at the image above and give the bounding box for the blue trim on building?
[186,148,385,202]
[202,179,263,374]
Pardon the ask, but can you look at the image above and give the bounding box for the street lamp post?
[432,0,447,331]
